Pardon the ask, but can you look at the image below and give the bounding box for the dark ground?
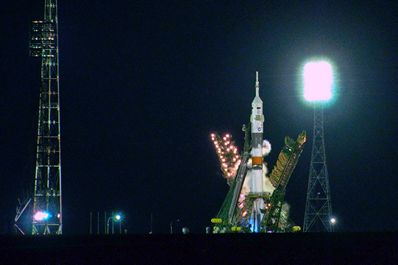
[2,232,398,264]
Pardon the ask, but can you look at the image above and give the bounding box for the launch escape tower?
[303,105,333,232]
[29,0,62,235]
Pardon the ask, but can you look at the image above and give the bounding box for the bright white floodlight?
[303,60,333,102]
[33,211,51,221]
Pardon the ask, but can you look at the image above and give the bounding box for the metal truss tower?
[303,105,333,232]
[30,0,62,235]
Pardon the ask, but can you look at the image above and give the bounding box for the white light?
[114,214,122,221]
[330,217,336,224]
[303,60,333,102]
[33,211,51,221]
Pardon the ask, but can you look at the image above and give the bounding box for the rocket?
[250,71,265,194]
[249,71,265,232]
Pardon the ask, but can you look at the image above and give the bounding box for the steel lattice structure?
[303,105,333,232]
[30,0,62,235]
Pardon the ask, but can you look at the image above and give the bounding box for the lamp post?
[302,59,335,232]
[169,219,180,234]
[106,212,123,235]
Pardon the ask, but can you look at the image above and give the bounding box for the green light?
[113,213,122,222]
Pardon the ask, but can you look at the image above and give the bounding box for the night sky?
[1,1,397,234]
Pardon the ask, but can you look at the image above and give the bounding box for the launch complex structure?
[14,0,62,235]
[13,0,330,236]
[210,72,306,233]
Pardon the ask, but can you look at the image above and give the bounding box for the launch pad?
[210,72,306,233]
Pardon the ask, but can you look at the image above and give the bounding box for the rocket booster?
[250,71,265,194]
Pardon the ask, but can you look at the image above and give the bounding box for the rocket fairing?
[249,71,265,194]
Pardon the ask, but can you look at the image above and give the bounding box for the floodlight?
[33,211,51,221]
[330,217,336,224]
[303,60,333,102]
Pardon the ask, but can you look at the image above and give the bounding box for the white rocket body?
[249,71,265,194]
[248,71,265,232]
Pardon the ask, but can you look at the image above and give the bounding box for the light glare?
[33,211,51,221]
[114,213,122,221]
[303,60,333,102]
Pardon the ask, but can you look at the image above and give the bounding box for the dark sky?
[1,0,397,234]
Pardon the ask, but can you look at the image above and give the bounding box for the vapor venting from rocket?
[210,132,241,183]
[262,139,271,156]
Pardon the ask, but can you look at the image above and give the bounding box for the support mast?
[303,105,333,232]
[30,0,62,235]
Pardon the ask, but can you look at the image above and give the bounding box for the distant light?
[182,227,190,234]
[330,217,337,224]
[303,60,334,102]
[114,213,122,222]
[33,211,51,221]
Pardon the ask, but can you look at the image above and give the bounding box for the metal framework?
[303,105,333,232]
[30,0,62,235]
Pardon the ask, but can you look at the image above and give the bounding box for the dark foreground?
[2,232,398,264]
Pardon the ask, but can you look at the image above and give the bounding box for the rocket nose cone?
[252,97,263,105]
